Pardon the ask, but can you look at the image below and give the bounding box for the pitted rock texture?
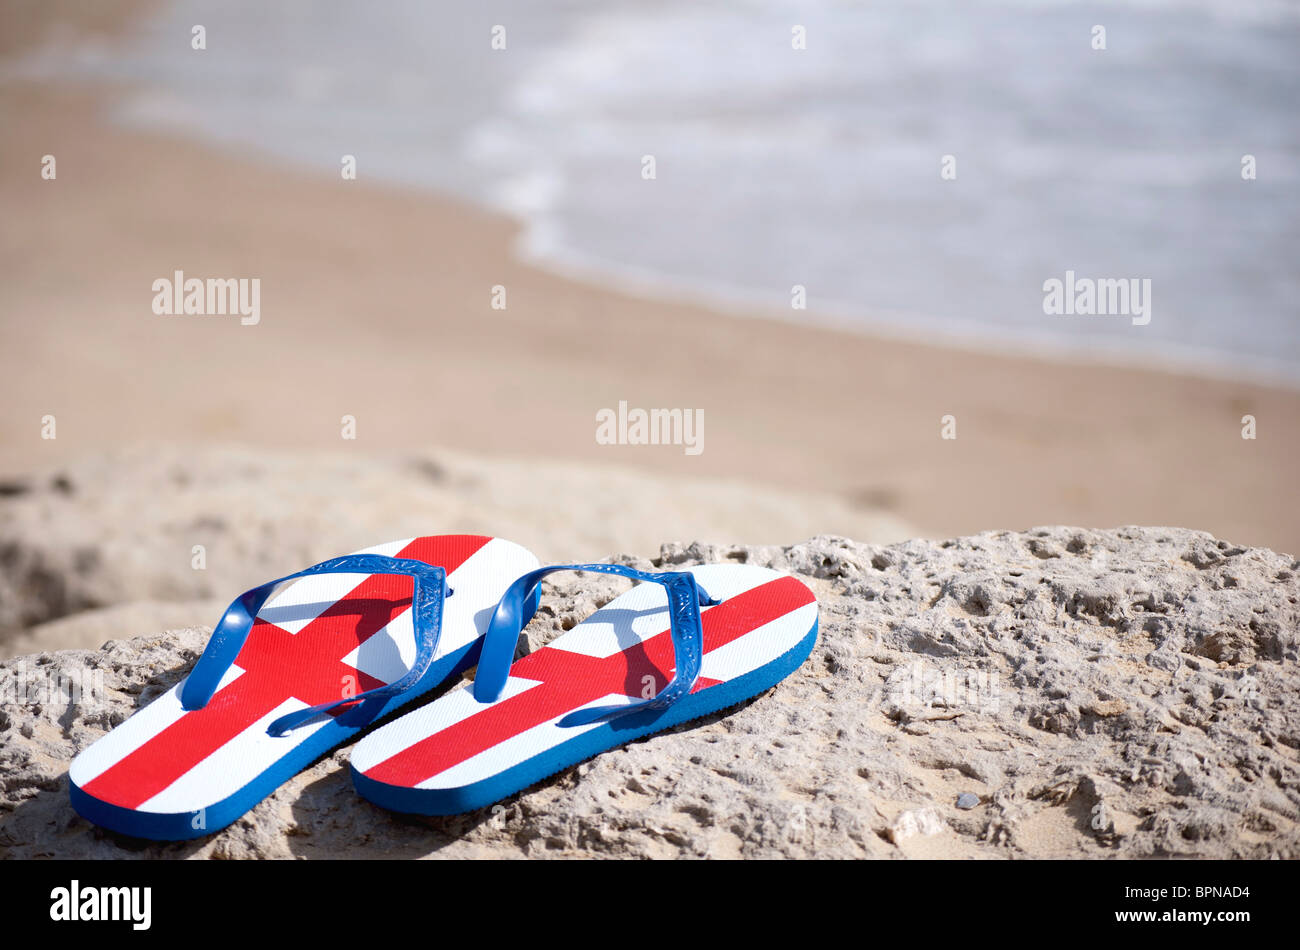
[1,527,1297,859]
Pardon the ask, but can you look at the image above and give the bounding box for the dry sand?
[1,5,1298,558]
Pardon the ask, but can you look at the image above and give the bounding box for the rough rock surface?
[0,446,910,650]
[1,527,1297,859]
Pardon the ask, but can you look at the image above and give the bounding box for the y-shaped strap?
[179,554,448,737]
[473,563,719,725]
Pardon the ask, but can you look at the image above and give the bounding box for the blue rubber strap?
[179,554,447,737]
[473,563,718,725]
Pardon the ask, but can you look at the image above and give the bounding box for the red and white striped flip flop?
[68,535,539,839]
[350,561,818,815]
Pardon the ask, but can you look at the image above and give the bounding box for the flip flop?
[350,562,818,815]
[68,535,539,840]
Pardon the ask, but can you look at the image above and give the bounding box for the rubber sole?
[71,589,540,840]
[351,617,819,816]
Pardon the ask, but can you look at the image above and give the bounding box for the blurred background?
[11,0,1300,374]
[1,0,1297,654]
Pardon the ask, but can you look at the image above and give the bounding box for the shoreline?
[6,4,1295,396]
[63,98,1300,393]
[52,68,1300,394]
[508,233,1300,394]
[3,75,1299,555]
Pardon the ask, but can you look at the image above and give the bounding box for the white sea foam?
[14,0,1299,383]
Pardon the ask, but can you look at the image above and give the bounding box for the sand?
[2,3,1299,557]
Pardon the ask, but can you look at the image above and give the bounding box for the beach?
[2,75,1298,557]
[1,0,1298,867]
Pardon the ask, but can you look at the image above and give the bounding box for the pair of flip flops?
[68,535,819,840]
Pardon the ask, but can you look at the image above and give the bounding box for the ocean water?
[15,0,1300,381]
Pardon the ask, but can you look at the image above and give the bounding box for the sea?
[12,0,1300,383]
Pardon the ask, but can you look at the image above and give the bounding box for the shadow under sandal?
[67,535,540,840]
[349,561,819,816]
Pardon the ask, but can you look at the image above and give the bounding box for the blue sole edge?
[351,616,820,816]
[68,587,541,842]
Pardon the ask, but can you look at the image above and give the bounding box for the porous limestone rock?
[0,527,1296,859]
